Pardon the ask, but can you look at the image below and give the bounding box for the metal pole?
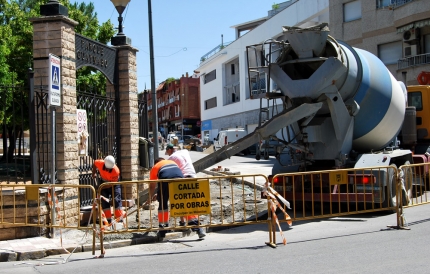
[144,90,149,138]
[51,106,56,237]
[148,0,159,158]
[28,68,37,184]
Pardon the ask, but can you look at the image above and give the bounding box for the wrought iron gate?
[77,85,118,207]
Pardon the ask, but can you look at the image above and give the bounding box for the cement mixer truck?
[193,23,428,208]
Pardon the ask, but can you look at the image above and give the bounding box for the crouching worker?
[92,155,126,224]
[148,157,183,238]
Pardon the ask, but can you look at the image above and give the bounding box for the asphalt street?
[1,150,429,273]
[1,203,429,273]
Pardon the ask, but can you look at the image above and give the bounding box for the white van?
[213,128,249,154]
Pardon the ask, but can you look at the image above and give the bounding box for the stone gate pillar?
[30,6,79,187]
[30,4,80,227]
[107,46,140,201]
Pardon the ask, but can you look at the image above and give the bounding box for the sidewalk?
[0,226,197,262]
[0,150,275,262]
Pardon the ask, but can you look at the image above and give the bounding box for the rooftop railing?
[200,41,233,63]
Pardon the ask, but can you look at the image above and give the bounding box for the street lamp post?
[181,93,184,143]
[148,0,159,158]
[110,0,131,46]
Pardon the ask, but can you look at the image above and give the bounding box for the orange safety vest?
[94,159,120,182]
[149,159,179,180]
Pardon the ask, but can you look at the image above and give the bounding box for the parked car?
[166,132,184,145]
[182,135,194,145]
[166,133,177,144]
[148,131,165,149]
[259,137,279,156]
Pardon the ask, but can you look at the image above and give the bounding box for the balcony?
[377,0,414,9]
[398,53,430,69]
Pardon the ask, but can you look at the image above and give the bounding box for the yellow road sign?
[329,170,348,185]
[169,179,211,217]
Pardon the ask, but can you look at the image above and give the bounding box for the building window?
[344,0,361,22]
[204,70,216,84]
[378,41,402,65]
[224,82,240,105]
[231,64,235,75]
[205,97,217,110]
[425,34,430,54]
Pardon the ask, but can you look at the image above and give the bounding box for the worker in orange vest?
[148,157,184,238]
[92,155,125,224]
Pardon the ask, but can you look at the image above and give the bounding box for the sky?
[81,0,275,93]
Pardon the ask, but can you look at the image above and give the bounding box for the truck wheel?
[383,164,398,210]
[384,163,410,210]
[263,150,269,160]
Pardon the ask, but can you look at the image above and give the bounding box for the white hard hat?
[104,155,115,169]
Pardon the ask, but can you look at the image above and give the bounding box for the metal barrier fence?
[96,174,270,255]
[399,162,430,207]
[0,184,97,253]
[2,165,429,255]
[271,166,399,222]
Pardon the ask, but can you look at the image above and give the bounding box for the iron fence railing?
[377,0,415,9]
[0,82,31,184]
[398,53,430,69]
[138,94,149,139]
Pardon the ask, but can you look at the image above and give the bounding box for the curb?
[0,230,198,262]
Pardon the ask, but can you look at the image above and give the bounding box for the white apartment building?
[197,0,329,141]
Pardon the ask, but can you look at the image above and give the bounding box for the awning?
[397,23,414,33]
[397,19,430,33]
[414,19,430,28]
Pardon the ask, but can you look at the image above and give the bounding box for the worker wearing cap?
[165,144,206,239]
[92,155,125,224]
[148,157,184,238]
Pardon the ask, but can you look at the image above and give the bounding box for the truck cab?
[407,85,430,152]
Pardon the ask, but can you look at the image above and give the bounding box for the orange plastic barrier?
[417,71,430,85]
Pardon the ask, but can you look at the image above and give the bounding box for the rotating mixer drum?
[272,25,407,152]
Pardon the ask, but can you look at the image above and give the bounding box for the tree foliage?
[0,0,115,161]
[0,0,115,87]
